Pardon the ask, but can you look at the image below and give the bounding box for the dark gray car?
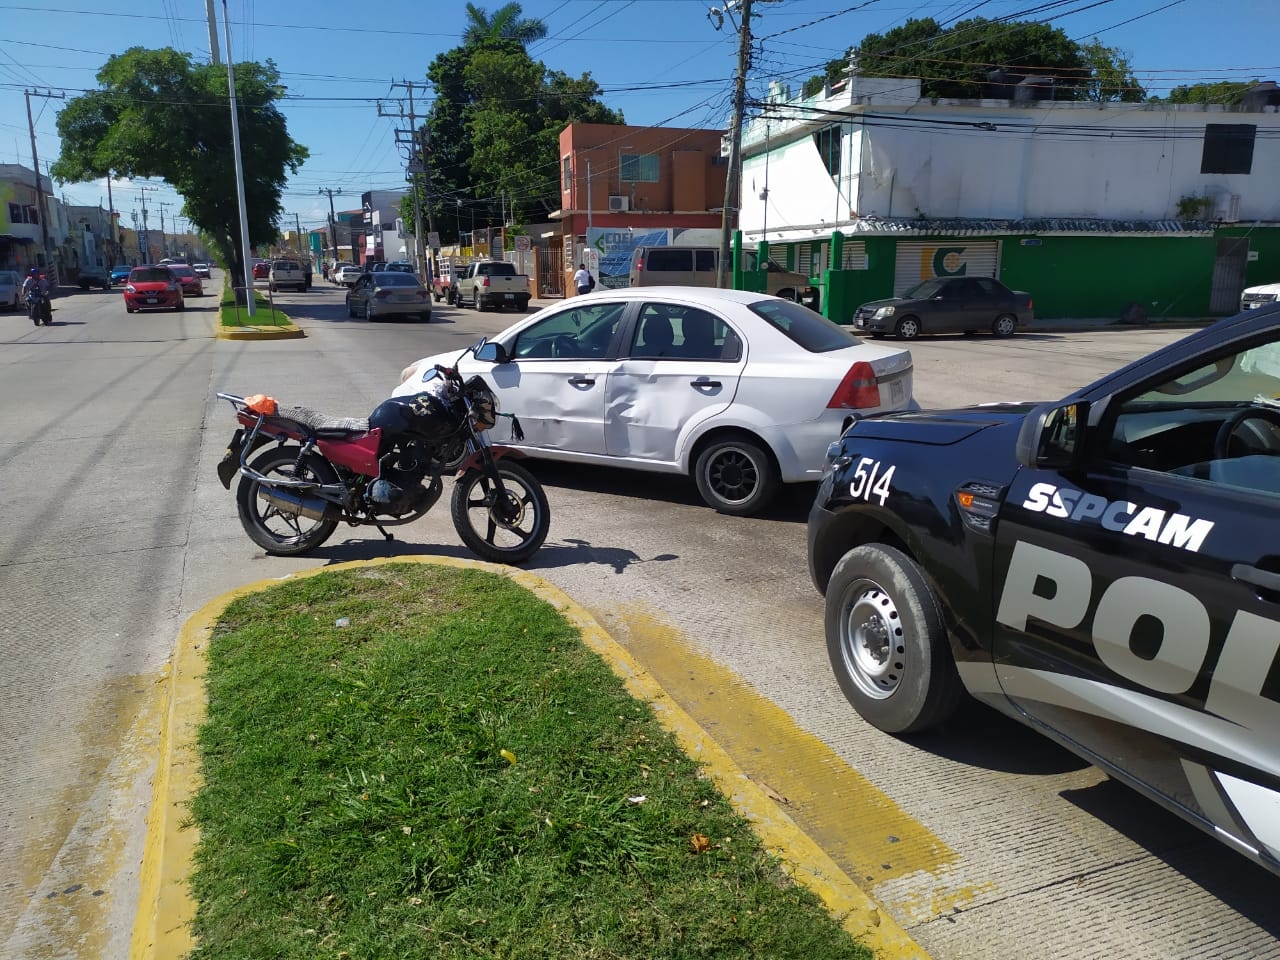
[345,271,432,322]
[853,276,1034,340]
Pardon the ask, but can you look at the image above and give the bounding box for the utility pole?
[715,0,754,289]
[381,80,437,281]
[157,200,171,258]
[24,88,65,274]
[106,176,118,266]
[319,187,342,264]
[137,184,157,263]
[204,0,221,64]
[221,0,255,315]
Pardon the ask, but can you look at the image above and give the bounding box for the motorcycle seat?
[271,405,370,438]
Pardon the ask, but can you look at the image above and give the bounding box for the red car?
[252,260,270,280]
[123,266,185,313]
[167,263,204,297]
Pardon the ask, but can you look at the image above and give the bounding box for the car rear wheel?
[894,316,921,340]
[694,437,779,515]
[364,302,377,323]
[825,543,963,734]
[992,314,1017,338]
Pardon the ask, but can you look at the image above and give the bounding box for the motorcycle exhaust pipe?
[258,486,333,522]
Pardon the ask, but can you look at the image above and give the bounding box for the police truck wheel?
[825,543,963,734]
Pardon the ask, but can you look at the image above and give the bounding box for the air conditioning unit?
[608,195,629,212]
[1217,193,1242,223]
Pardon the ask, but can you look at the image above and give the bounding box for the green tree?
[51,47,307,289]
[462,2,548,46]
[801,17,1142,103]
[1158,80,1255,105]
[416,29,622,241]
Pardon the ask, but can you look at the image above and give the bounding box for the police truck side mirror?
[1016,400,1089,470]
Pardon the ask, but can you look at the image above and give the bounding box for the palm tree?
[462,2,548,46]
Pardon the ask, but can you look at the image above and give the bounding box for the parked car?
[0,269,21,310]
[166,263,204,297]
[77,266,112,291]
[268,259,307,293]
[366,261,388,273]
[333,264,363,287]
[451,260,531,311]
[385,260,415,274]
[852,276,1034,339]
[346,271,432,322]
[110,264,133,285]
[394,287,916,514]
[123,266,184,313]
[809,306,1280,876]
[1240,281,1280,311]
[193,263,211,279]
[251,260,271,280]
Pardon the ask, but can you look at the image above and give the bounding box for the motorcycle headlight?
[873,305,895,319]
[471,389,498,431]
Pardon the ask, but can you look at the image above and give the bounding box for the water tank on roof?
[1242,81,1280,112]
[1013,76,1056,103]
[985,69,1024,99]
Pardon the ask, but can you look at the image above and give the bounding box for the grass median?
[186,563,872,960]
[219,286,292,327]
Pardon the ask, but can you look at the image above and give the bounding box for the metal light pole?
[221,0,255,315]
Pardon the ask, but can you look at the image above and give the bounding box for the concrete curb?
[130,556,930,960]
[214,323,306,341]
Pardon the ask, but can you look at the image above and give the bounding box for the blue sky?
[3,0,1276,233]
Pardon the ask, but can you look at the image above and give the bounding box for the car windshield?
[131,268,173,283]
[374,274,421,286]
[749,299,862,352]
[901,279,947,299]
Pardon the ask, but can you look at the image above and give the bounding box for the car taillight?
[481,276,490,287]
[828,361,881,409]
[374,290,390,299]
[636,256,644,271]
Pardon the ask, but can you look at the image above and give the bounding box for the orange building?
[552,123,732,291]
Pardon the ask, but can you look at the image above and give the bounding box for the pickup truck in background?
[451,260,530,312]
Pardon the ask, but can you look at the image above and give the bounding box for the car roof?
[571,286,778,306]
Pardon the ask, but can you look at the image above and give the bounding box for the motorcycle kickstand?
[375,525,394,542]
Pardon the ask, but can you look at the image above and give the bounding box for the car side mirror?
[1016,400,1090,470]
[473,340,510,364]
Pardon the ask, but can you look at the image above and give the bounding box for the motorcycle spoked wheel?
[235,444,340,556]
[450,459,549,565]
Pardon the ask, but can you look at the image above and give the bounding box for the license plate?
[504,293,514,300]
[146,297,158,303]
[216,429,245,489]
[854,317,866,328]
[890,379,905,404]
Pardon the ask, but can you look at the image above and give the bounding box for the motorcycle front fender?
[455,444,525,476]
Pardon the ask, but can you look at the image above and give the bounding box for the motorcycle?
[26,287,52,326]
[215,338,550,564]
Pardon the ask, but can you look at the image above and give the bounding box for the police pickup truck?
[808,305,1280,874]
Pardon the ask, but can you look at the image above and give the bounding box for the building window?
[1201,124,1255,175]
[619,153,659,182]
[563,156,572,192]
[813,125,842,180]
[8,202,38,224]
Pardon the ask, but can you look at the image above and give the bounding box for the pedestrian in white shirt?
[573,263,594,295]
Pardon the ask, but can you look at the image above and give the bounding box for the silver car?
[345,271,432,322]
[0,270,20,311]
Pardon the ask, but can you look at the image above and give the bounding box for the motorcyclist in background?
[22,267,52,326]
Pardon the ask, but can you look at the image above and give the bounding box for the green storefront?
[736,222,1280,324]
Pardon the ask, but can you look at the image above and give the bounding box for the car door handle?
[568,377,595,386]
[1231,563,1280,594]
[691,379,722,389]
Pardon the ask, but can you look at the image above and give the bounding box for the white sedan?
[334,264,363,287]
[394,287,917,515]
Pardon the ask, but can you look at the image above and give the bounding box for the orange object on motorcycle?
[245,394,278,415]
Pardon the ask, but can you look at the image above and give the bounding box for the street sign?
[514,235,531,252]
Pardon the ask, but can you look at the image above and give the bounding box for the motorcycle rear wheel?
[235,445,340,556]
[450,459,549,565]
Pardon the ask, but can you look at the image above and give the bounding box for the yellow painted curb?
[215,323,305,341]
[132,557,930,960]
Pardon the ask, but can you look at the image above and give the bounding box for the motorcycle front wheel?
[235,444,340,556]
[450,459,549,565]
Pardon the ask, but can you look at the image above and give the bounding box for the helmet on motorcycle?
[28,268,39,276]
[369,391,464,445]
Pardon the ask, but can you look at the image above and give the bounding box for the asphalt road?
[1,278,1276,959]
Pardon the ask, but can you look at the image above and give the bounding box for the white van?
[628,245,817,307]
